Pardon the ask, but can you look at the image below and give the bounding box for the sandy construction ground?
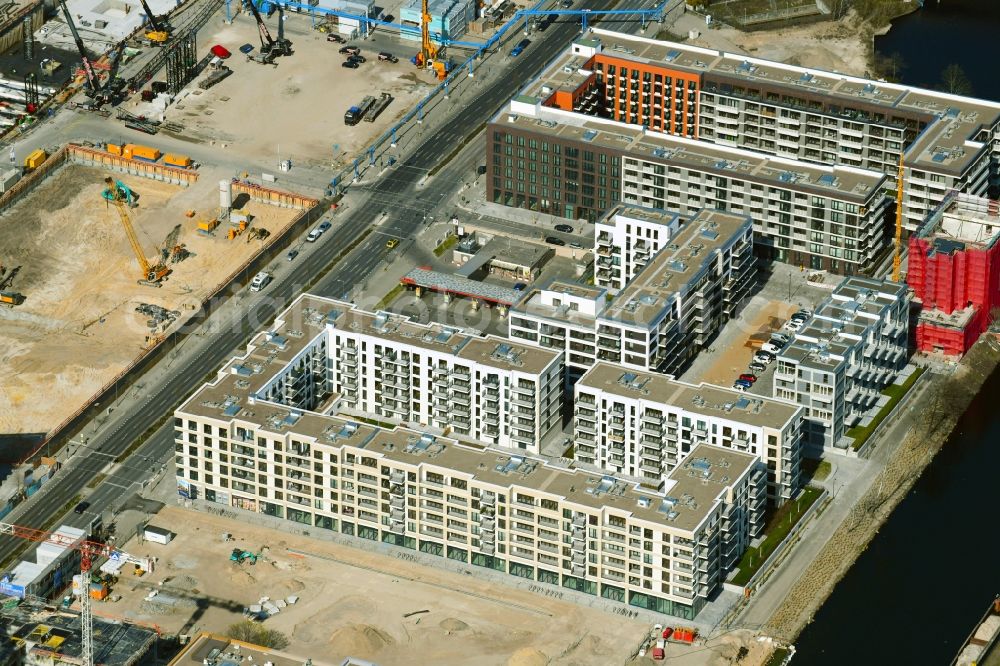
[159,12,434,169]
[680,9,872,77]
[695,297,795,387]
[107,505,651,666]
[0,165,297,435]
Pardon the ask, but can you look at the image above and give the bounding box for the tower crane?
[102,177,171,286]
[892,155,905,282]
[0,520,154,666]
[57,0,100,97]
[137,0,172,44]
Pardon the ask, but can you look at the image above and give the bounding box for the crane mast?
[57,0,100,95]
[893,155,905,282]
[103,177,170,285]
[0,520,153,666]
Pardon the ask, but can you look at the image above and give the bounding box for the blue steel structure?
[318,0,680,191]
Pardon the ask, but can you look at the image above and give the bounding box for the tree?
[226,620,290,650]
[872,52,906,82]
[940,64,973,96]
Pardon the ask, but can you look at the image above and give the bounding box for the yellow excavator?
[102,177,170,287]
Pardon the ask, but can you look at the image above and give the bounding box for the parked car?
[286,249,299,261]
[341,60,359,69]
[326,34,345,43]
[239,43,254,54]
[770,333,790,345]
[348,54,366,64]
[783,319,803,332]
[319,221,332,232]
[795,309,813,318]
[560,0,572,6]
[569,241,582,249]
[545,236,566,246]
[306,227,323,242]
[554,223,574,233]
[339,45,360,55]
[210,44,232,59]
[734,378,753,389]
[513,282,527,291]
[732,383,748,392]
[762,342,783,354]
[74,501,91,515]
[739,373,757,383]
[755,351,775,363]
[378,51,398,63]
[749,361,767,373]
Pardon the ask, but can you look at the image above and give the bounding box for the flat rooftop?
[661,443,759,532]
[578,361,801,430]
[602,208,752,326]
[598,204,684,229]
[565,29,1000,176]
[915,192,1000,249]
[495,101,887,203]
[402,267,525,306]
[779,276,907,369]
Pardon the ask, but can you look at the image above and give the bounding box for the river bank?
[763,339,1000,642]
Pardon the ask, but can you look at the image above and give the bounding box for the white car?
[306,227,323,242]
[771,333,790,345]
[762,342,783,354]
[754,352,774,364]
[783,320,803,332]
[732,383,748,392]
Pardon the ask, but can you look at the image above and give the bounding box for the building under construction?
[908,192,1000,356]
[0,596,155,665]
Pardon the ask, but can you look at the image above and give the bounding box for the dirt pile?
[327,624,395,657]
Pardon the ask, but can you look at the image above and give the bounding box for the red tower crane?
[0,521,154,666]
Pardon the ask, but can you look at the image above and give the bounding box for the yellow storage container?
[163,153,192,168]
[124,144,161,162]
[23,149,46,170]
[196,218,219,233]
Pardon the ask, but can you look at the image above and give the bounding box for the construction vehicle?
[230,548,258,564]
[102,177,171,286]
[0,520,154,666]
[57,0,101,98]
[137,0,172,44]
[96,41,129,106]
[412,0,436,68]
[246,227,270,242]
[246,0,291,64]
[0,291,24,306]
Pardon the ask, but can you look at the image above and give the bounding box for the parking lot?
[680,264,833,395]
[145,10,437,169]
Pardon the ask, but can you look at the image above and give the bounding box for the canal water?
[793,3,1000,662]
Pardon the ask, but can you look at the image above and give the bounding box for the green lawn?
[433,235,458,257]
[375,284,404,310]
[731,485,823,586]
[800,458,832,483]
[847,367,924,450]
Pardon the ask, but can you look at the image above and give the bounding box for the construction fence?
[18,194,330,466]
[67,144,200,186]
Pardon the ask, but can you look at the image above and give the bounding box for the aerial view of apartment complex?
[7,0,1000,660]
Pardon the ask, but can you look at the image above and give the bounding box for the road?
[0,1,658,564]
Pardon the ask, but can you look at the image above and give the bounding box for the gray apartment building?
[174,294,768,620]
[772,276,911,453]
[488,29,1000,270]
[573,362,803,506]
[510,206,756,376]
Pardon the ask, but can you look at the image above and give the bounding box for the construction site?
[0,156,300,438]
[106,505,652,666]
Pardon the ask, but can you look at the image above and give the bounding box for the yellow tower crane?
[892,156,904,282]
[103,177,170,286]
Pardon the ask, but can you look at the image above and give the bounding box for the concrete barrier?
[66,144,199,186]
[231,180,319,209]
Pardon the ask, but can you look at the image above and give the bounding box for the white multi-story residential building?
[510,207,756,376]
[173,305,767,620]
[773,277,911,453]
[226,295,564,455]
[489,29,1000,268]
[573,362,803,506]
[593,205,683,291]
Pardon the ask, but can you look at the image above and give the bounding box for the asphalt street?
[0,2,658,566]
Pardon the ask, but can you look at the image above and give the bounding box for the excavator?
[102,177,171,287]
[137,0,172,45]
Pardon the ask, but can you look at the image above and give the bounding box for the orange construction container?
[107,143,122,156]
[163,153,192,168]
[89,583,108,600]
[124,144,161,162]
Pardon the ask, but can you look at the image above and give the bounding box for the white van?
[249,271,272,292]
